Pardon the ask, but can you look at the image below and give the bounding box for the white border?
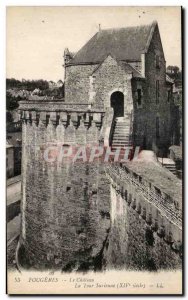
[0,1,187,299]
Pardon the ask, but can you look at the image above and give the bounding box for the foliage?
[6,78,49,91]
[6,91,20,111]
[166,65,182,81]
[6,111,13,123]
[42,86,64,98]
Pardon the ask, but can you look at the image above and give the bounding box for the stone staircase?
[158,158,177,175]
[111,117,132,152]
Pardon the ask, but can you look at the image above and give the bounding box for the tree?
[166,65,182,81]
[6,91,19,111]
[167,65,174,74]
[173,66,180,75]
[6,78,49,91]
[6,111,13,123]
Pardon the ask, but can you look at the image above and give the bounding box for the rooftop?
[69,22,157,65]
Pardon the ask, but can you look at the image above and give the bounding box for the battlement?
[19,100,104,126]
[105,162,182,255]
[19,99,104,112]
[17,99,182,271]
[18,100,106,148]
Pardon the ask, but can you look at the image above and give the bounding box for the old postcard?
[6,6,183,295]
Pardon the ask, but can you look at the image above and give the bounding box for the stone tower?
[17,21,182,271]
[17,102,113,270]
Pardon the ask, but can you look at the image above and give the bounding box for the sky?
[6,6,181,82]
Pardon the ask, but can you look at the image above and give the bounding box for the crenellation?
[64,120,76,145]
[105,163,182,254]
[47,119,56,142]
[75,120,87,145]
[70,112,78,128]
[60,111,68,127]
[56,120,65,144]
[86,121,98,145]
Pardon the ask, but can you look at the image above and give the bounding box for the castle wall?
[19,103,182,271]
[103,164,182,270]
[104,187,182,270]
[65,56,134,116]
[91,56,134,115]
[132,79,147,147]
[144,25,171,152]
[64,64,98,105]
[64,25,176,154]
[131,26,172,152]
[18,22,181,271]
[24,158,111,270]
[19,109,113,270]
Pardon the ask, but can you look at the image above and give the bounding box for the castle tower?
[17,22,181,271]
[17,101,113,270]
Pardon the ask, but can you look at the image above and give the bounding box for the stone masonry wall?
[92,55,134,114]
[20,113,112,270]
[131,25,172,152]
[144,25,171,152]
[64,24,175,154]
[65,56,134,117]
[103,187,182,270]
[65,64,98,104]
[19,106,181,271]
[102,169,182,271]
[132,79,147,147]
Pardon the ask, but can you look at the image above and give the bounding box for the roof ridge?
[143,21,158,53]
[126,62,142,76]
[99,22,154,32]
